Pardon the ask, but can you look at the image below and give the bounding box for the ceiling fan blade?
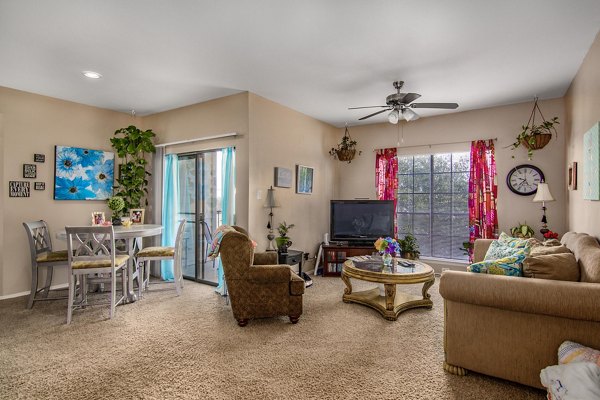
[399,93,421,104]
[410,103,459,109]
[358,108,391,120]
[348,105,388,110]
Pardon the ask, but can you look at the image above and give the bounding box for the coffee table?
[341,256,435,321]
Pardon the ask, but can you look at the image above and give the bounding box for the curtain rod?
[373,137,497,152]
[155,132,238,147]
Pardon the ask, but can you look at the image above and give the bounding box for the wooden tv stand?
[322,244,373,277]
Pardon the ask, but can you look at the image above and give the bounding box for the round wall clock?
[506,164,545,196]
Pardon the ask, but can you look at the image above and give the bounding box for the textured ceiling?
[0,0,599,127]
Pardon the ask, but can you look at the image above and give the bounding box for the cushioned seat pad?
[36,250,69,263]
[72,255,129,269]
[136,246,175,258]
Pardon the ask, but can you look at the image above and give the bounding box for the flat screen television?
[330,200,395,243]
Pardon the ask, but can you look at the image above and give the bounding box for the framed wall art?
[23,164,37,178]
[34,154,45,163]
[296,165,314,194]
[583,122,600,200]
[54,146,114,200]
[9,181,30,197]
[274,167,292,188]
[568,162,578,190]
[34,182,45,191]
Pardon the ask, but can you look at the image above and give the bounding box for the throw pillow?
[498,232,531,249]
[468,247,529,276]
[530,245,571,257]
[559,341,600,366]
[523,253,580,281]
[540,362,600,400]
[484,240,517,261]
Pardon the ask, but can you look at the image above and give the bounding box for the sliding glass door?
[177,150,225,285]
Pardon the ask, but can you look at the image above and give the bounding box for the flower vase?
[382,253,392,268]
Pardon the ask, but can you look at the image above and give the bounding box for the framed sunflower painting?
[54,146,114,200]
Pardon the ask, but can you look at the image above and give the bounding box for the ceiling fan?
[349,81,459,123]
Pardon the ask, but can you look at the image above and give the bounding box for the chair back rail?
[23,220,53,261]
[65,226,116,266]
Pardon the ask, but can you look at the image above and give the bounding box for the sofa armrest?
[473,239,494,262]
[440,271,600,322]
[253,252,278,265]
[247,265,291,283]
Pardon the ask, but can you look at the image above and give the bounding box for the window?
[397,152,470,261]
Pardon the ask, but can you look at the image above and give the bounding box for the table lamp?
[533,181,555,236]
[264,186,280,251]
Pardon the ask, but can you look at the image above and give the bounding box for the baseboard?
[0,283,68,301]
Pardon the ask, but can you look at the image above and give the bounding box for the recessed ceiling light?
[82,71,102,79]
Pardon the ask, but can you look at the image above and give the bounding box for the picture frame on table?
[91,211,106,226]
[129,208,145,224]
[296,164,314,194]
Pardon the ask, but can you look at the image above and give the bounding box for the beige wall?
[337,98,566,239]
[247,94,338,266]
[565,31,600,237]
[0,86,135,297]
[142,92,250,229]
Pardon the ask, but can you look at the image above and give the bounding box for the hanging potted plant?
[329,125,362,163]
[511,97,559,159]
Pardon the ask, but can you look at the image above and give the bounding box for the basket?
[521,133,552,150]
[336,148,356,162]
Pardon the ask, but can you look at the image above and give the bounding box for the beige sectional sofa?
[439,232,600,389]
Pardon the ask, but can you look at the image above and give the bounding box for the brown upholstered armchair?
[219,226,304,326]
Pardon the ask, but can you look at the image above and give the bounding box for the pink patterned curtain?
[468,140,498,260]
[376,148,398,229]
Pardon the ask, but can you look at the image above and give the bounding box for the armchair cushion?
[253,252,278,265]
[247,265,291,283]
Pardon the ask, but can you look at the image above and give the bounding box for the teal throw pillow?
[468,247,530,276]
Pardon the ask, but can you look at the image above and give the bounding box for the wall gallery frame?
[583,122,600,200]
[9,181,30,197]
[274,167,292,188]
[34,154,45,163]
[23,164,37,178]
[296,165,314,194]
[54,146,114,200]
[34,182,45,191]
[568,162,578,190]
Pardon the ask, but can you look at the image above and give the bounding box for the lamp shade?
[264,186,280,208]
[533,182,555,202]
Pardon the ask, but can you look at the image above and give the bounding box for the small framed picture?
[23,164,37,179]
[9,181,30,197]
[296,164,314,194]
[91,211,106,226]
[34,154,45,163]
[568,161,578,190]
[129,208,145,224]
[34,182,45,191]
[274,167,292,188]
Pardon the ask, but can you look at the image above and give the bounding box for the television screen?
[330,200,394,241]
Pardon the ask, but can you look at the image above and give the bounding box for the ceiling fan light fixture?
[388,109,400,124]
[403,108,420,121]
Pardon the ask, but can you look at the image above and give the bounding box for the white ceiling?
[1,0,599,127]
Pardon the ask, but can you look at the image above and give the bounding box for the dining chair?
[65,226,129,324]
[135,219,186,297]
[23,220,70,309]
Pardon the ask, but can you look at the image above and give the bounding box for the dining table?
[56,224,163,303]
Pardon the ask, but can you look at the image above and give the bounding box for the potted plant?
[107,196,125,225]
[110,125,156,211]
[329,125,362,163]
[511,98,559,159]
[398,233,420,260]
[510,223,535,239]
[276,221,295,252]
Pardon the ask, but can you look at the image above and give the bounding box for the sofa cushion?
[559,340,600,366]
[562,232,600,283]
[530,245,570,256]
[523,253,580,281]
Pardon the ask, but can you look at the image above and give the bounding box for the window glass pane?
[452,193,468,214]
[433,194,452,213]
[452,237,470,260]
[432,235,452,258]
[398,174,413,193]
[452,152,470,172]
[413,194,430,213]
[433,173,451,193]
[451,215,469,236]
[452,172,469,193]
[413,214,430,235]
[398,156,413,174]
[433,214,451,235]
[397,213,412,234]
[397,194,413,213]
[433,153,451,173]
[414,174,430,193]
[414,235,431,257]
[413,155,430,173]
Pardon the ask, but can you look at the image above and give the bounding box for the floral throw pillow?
[468,247,529,276]
[498,231,531,249]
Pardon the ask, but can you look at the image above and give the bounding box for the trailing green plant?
[110,125,156,211]
[329,125,362,163]
[107,196,125,219]
[398,233,420,258]
[510,223,535,238]
[510,98,559,159]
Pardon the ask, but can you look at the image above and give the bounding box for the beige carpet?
[0,276,544,400]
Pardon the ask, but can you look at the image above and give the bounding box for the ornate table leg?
[384,284,396,311]
[341,271,352,296]
[422,278,434,300]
